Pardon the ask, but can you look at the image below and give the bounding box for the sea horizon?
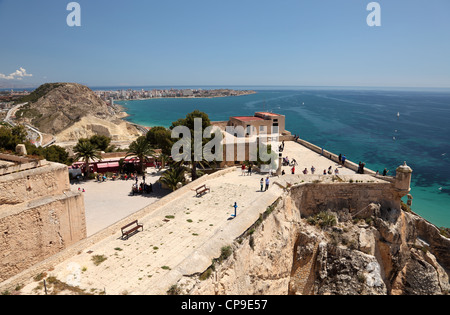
[93,85,450,93]
[2,84,450,93]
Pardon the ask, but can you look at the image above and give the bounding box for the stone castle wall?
[177,179,418,295]
[0,163,86,283]
[290,181,401,218]
[0,163,71,206]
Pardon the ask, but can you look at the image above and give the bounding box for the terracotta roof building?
[228,112,286,137]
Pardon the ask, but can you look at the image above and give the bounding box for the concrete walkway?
[280,141,357,176]
[21,168,283,295]
[71,170,170,236]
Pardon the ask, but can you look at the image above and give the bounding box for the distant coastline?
[111,89,257,128]
[95,88,257,104]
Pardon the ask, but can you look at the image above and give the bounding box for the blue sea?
[109,87,450,228]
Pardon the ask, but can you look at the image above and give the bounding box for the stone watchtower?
[395,161,413,197]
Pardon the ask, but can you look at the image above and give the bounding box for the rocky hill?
[15,83,141,142]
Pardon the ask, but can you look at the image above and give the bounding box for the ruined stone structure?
[0,153,86,282]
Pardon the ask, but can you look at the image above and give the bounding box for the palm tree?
[73,140,102,179]
[126,136,155,174]
[159,166,187,191]
[156,152,170,169]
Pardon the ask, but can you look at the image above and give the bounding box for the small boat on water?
[397,112,400,118]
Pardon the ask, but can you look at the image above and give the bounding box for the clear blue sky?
[0,0,449,88]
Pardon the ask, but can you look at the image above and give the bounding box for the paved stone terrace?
[10,140,386,295]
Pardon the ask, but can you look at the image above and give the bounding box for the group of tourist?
[282,156,297,167]
[375,168,390,176]
[93,172,139,182]
[260,177,270,192]
[131,174,153,196]
[241,163,253,176]
[290,165,340,175]
[96,173,107,182]
[131,181,153,195]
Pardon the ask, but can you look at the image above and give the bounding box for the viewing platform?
[0,139,410,295]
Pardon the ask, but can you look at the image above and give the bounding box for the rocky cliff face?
[17,83,112,135]
[15,83,141,141]
[176,187,450,295]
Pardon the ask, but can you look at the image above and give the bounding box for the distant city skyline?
[1,0,449,89]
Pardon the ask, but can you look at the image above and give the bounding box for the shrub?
[439,227,450,238]
[307,211,337,228]
[219,246,233,262]
[199,268,213,281]
[91,255,107,266]
[167,285,181,295]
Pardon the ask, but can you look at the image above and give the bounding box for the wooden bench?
[195,184,210,197]
[121,220,144,240]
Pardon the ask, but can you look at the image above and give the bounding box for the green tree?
[0,126,14,150]
[126,136,155,174]
[0,125,27,151]
[170,110,212,181]
[43,145,71,164]
[146,126,173,156]
[73,140,102,178]
[88,135,112,152]
[25,144,71,165]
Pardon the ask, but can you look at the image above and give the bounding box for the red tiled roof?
[255,112,280,116]
[232,116,264,122]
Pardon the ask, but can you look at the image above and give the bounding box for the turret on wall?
[395,162,413,197]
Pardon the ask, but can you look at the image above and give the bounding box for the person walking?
[265,177,270,191]
[342,155,347,166]
[260,178,264,191]
[241,164,246,176]
[311,166,316,174]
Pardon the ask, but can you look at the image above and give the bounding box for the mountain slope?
[16,83,113,135]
